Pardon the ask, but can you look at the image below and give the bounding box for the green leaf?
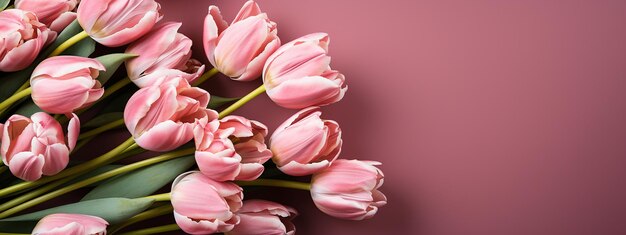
[82,112,124,129]
[209,95,240,109]
[60,37,96,57]
[0,67,32,102]
[0,0,10,11]
[41,20,84,56]
[82,156,195,201]
[13,99,42,117]
[95,53,137,84]
[0,198,154,227]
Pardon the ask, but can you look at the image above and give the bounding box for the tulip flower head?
[204,0,280,81]
[124,76,214,151]
[77,0,162,47]
[30,56,105,114]
[171,171,243,234]
[263,33,347,109]
[227,200,297,235]
[32,213,108,235]
[0,9,53,72]
[194,115,273,181]
[270,107,342,176]
[125,22,204,87]
[311,159,387,220]
[1,113,79,181]
[15,0,78,33]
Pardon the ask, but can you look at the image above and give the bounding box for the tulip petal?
[266,75,346,109]
[203,5,228,67]
[67,114,80,152]
[279,160,331,176]
[213,15,269,78]
[232,0,262,24]
[134,120,194,152]
[41,143,69,175]
[9,152,44,181]
[195,149,241,181]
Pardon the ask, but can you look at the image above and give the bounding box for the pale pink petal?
[8,152,44,181]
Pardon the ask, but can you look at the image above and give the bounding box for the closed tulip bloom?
[124,76,214,151]
[30,56,105,114]
[1,112,79,181]
[227,200,297,235]
[270,107,342,176]
[204,0,280,81]
[32,213,108,235]
[171,171,243,234]
[0,9,53,72]
[194,115,272,181]
[311,159,387,220]
[77,0,162,47]
[15,0,78,33]
[126,22,205,86]
[263,33,347,109]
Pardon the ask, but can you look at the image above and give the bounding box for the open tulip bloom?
[0,0,386,234]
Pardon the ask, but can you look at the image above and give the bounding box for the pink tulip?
[171,171,243,234]
[270,107,342,176]
[204,0,280,81]
[1,112,79,181]
[0,9,53,72]
[194,115,272,181]
[77,0,162,47]
[30,56,105,114]
[15,0,78,33]
[125,22,205,87]
[263,33,347,109]
[227,200,297,235]
[124,76,214,151]
[32,213,108,235]
[311,159,387,220]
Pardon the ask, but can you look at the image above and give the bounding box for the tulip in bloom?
[77,0,162,47]
[125,76,214,151]
[204,0,280,81]
[171,171,243,234]
[31,56,105,114]
[270,107,342,176]
[125,22,205,87]
[263,33,347,109]
[32,213,108,235]
[194,115,272,181]
[15,0,78,33]
[0,9,53,72]
[1,113,79,181]
[311,159,387,220]
[227,200,297,235]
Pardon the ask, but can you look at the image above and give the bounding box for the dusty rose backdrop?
[157,0,626,234]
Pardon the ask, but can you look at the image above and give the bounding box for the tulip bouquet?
[0,0,386,234]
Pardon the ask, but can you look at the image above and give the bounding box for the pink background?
[160,0,626,234]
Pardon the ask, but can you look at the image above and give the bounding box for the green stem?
[118,224,180,235]
[191,68,219,87]
[103,78,132,99]
[236,179,311,191]
[218,85,266,118]
[109,204,173,234]
[0,137,136,198]
[78,118,125,141]
[143,193,171,202]
[0,174,76,212]
[0,148,193,219]
[0,87,31,113]
[49,31,89,57]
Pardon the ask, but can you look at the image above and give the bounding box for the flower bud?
[77,0,162,47]
[311,159,387,220]
[227,200,297,235]
[15,0,78,33]
[263,33,347,109]
[125,22,205,87]
[171,171,243,234]
[0,9,53,72]
[30,56,105,114]
[204,0,280,81]
[270,107,342,176]
[1,112,79,181]
[32,213,108,235]
[194,115,272,181]
[124,76,214,151]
